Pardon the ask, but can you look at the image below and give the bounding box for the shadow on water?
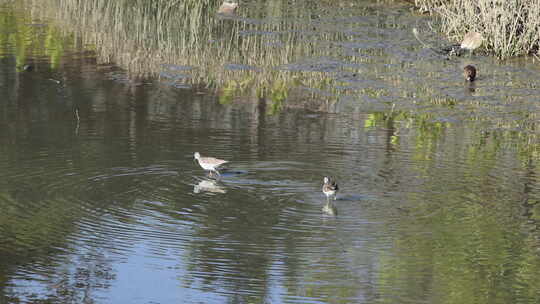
[1,0,540,304]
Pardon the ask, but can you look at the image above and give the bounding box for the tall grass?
[414,0,540,59]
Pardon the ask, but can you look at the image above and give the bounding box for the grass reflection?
[5,0,410,108]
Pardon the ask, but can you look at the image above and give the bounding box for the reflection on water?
[194,179,227,194]
[1,0,540,304]
[322,201,338,217]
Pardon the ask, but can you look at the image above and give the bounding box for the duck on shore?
[413,28,484,57]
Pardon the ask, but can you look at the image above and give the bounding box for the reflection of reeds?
[22,0,371,104]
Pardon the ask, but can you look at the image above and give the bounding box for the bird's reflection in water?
[322,201,338,216]
[193,179,227,194]
[465,81,476,95]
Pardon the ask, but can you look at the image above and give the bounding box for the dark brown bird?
[463,65,476,82]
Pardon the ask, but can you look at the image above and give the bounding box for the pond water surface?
[1,1,540,303]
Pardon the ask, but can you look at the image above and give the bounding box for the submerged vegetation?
[413,0,540,59]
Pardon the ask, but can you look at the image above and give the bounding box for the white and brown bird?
[460,32,483,52]
[217,1,239,15]
[194,152,228,176]
[322,176,339,201]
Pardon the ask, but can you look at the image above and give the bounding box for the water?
[1,1,540,303]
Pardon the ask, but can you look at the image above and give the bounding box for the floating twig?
[75,108,80,135]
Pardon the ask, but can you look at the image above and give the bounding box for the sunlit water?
[1,1,540,303]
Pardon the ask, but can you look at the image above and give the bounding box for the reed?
[414,0,540,59]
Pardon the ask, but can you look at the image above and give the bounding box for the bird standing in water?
[463,65,476,82]
[322,177,339,201]
[194,152,228,177]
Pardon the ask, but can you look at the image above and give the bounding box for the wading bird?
[463,65,477,81]
[194,152,229,177]
[322,176,339,201]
